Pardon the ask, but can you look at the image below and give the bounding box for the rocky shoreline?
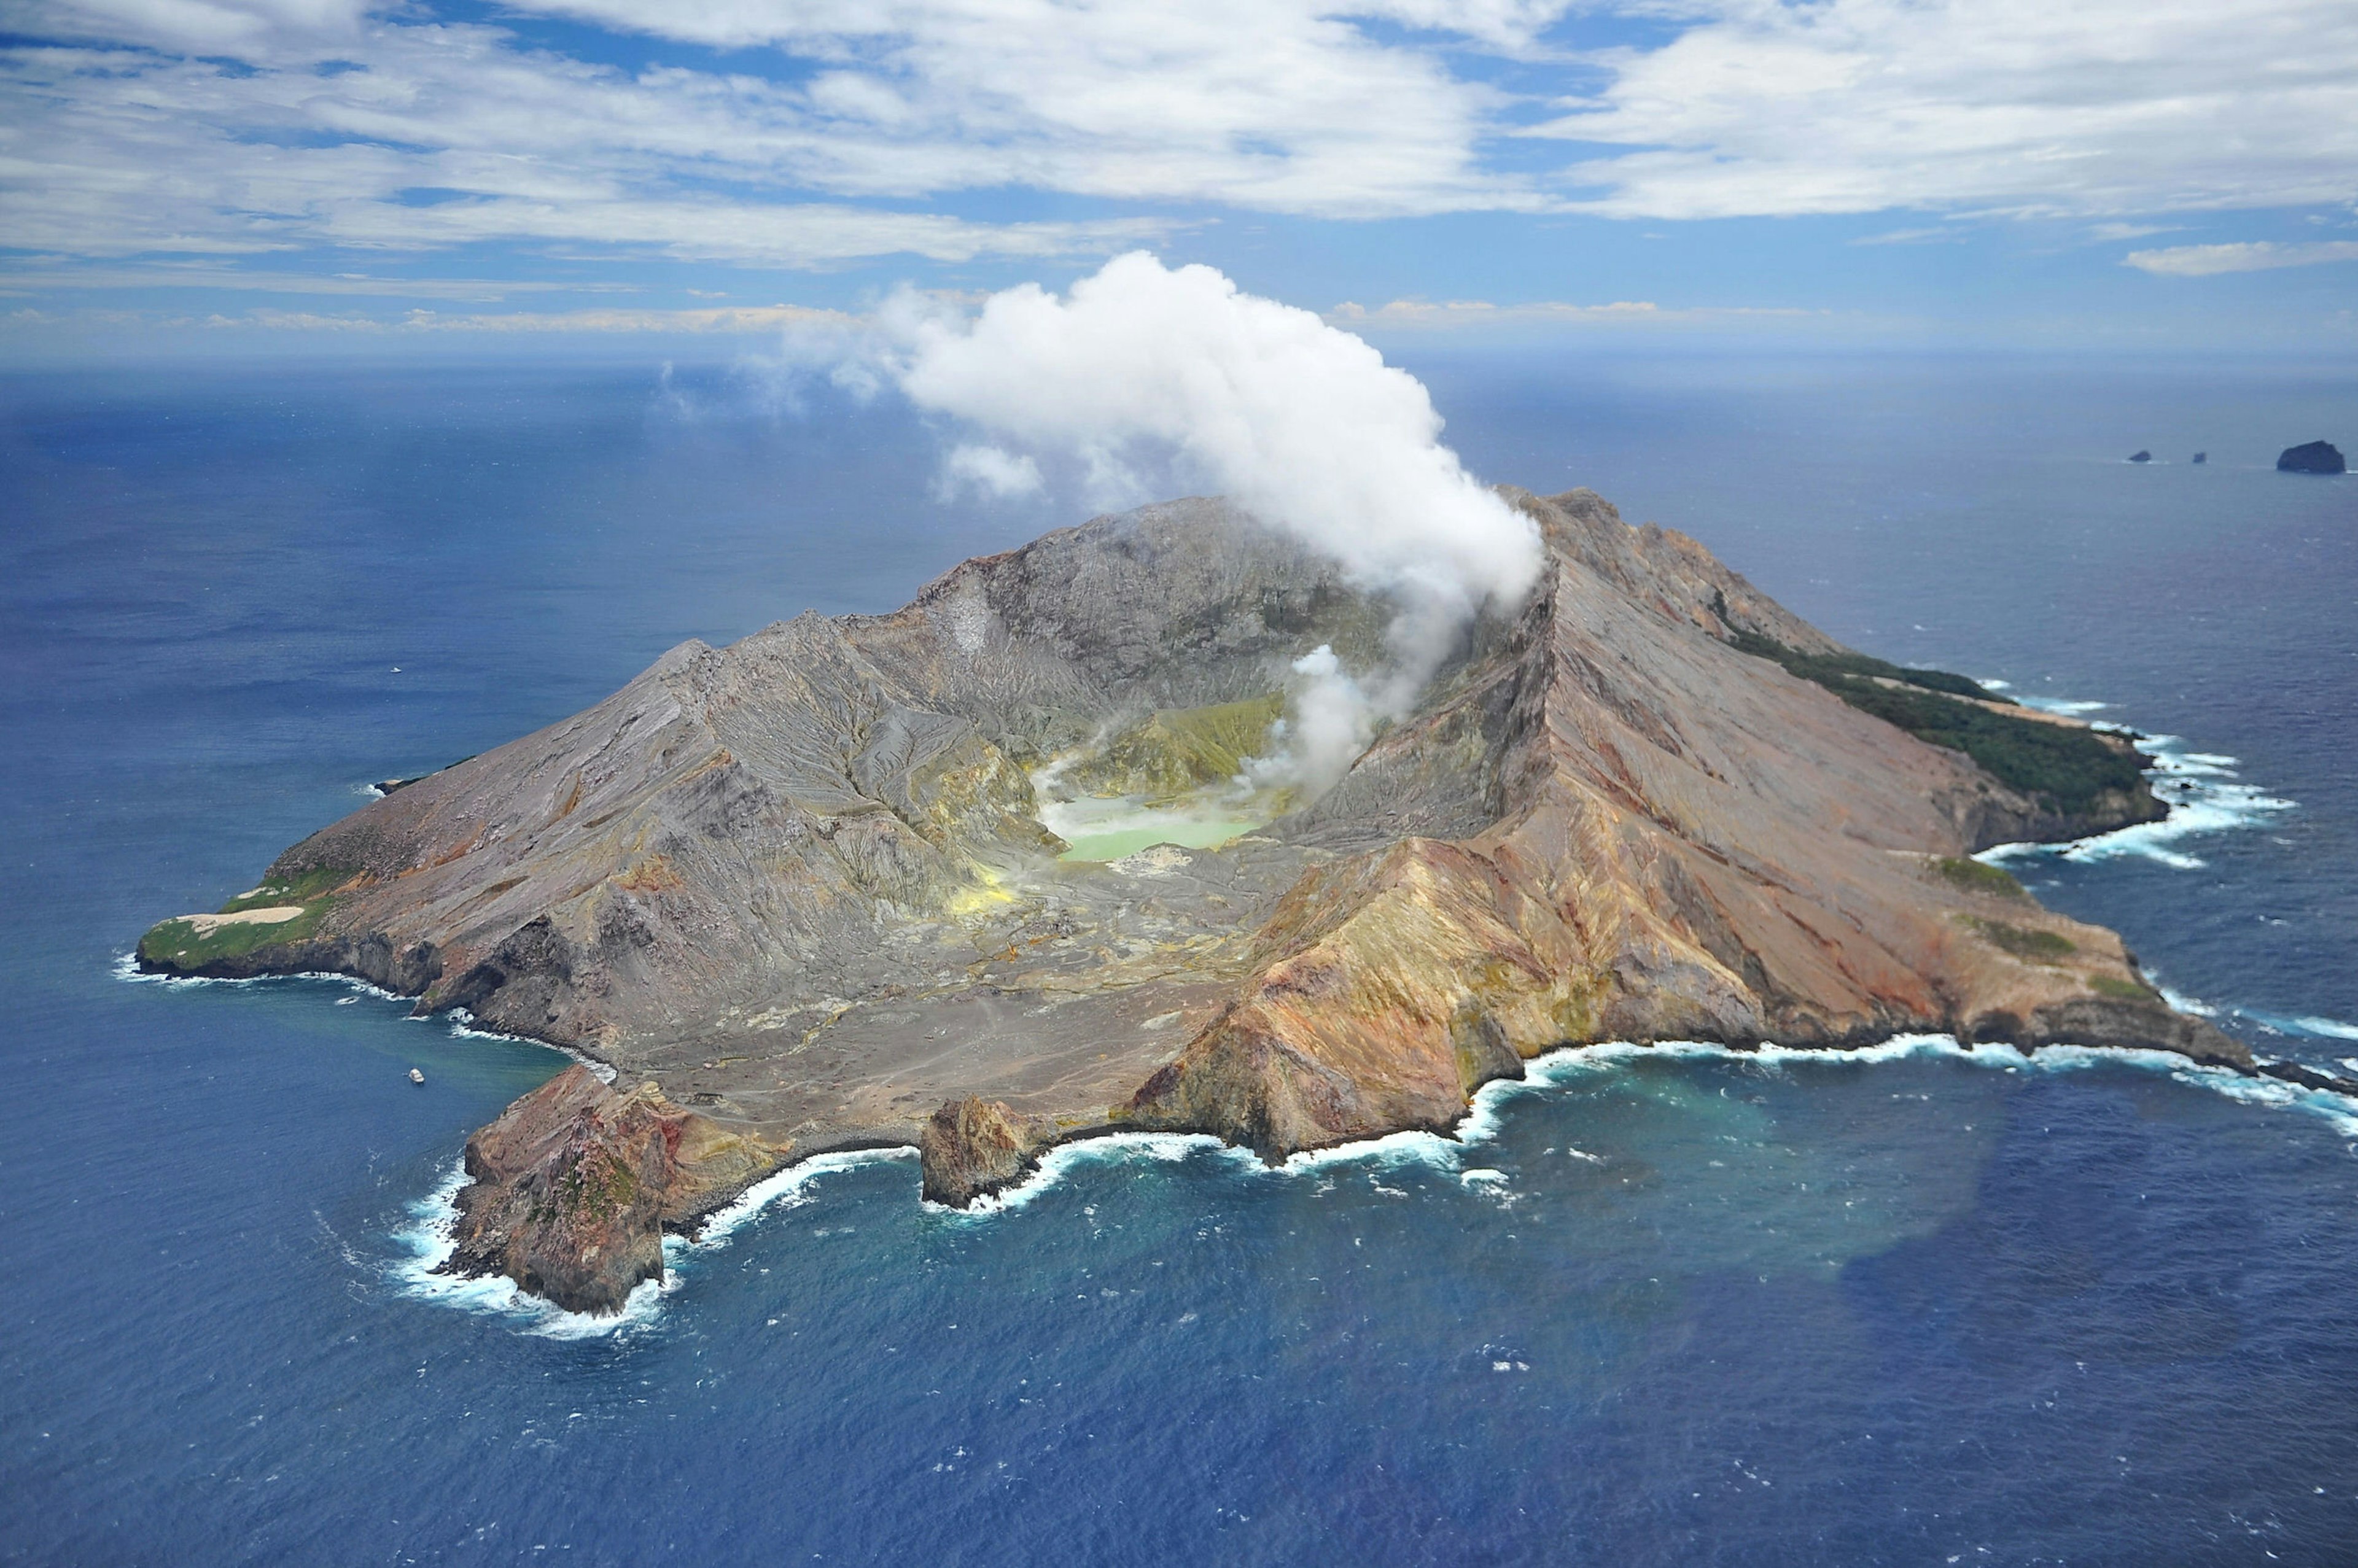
[141,487,2295,1314]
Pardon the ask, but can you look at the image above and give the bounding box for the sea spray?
[389,1159,676,1339]
[1979,726,2293,871]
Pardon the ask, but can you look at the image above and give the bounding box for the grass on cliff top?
[1731,633,2146,815]
[1932,856,2029,900]
[1728,630,2012,705]
[1963,915,2077,961]
[220,865,356,910]
[138,865,359,968]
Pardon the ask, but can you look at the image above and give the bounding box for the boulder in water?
[2128,451,2152,464]
[2192,452,2207,465]
[2278,440,2346,475]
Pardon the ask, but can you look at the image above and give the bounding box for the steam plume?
[877,252,1543,791]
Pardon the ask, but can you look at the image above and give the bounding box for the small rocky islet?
[2278,440,2346,475]
[141,487,2290,1313]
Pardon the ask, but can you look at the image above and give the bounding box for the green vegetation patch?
[1964,916,2076,961]
[137,864,360,969]
[1728,631,2010,704]
[219,864,357,912]
[2087,972,2162,1002]
[1731,633,2145,814]
[1931,856,2029,900]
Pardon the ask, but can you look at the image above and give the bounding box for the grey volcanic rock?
[143,487,2243,1303]
[2278,440,2346,475]
[918,1096,1059,1206]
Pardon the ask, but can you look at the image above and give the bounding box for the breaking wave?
[391,1147,924,1337]
[388,1159,675,1340]
[1979,721,2292,871]
[2151,981,2358,1050]
[114,951,405,1003]
[700,1147,920,1241]
[392,1024,2358,1335]
[927,1033,2358,1222]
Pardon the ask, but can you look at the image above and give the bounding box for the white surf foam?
[388,1159,676,1338]
[439,1008,615,1082]
[114,952,411,1005]
[958,1031,2358,1214]
[2144,980,2358,1048]
[1977,724,2292,871]
[392,1144,929,1335]
[2278,1014,2358,1041]
[391,1023,2358,1334]
[927,1132,1242,1217]
[702,1146,919,1239]
[1517,1035,2358,1141]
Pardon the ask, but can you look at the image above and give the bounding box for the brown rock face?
[442,1066,785,1314]
[1124,492,2249,1151]
[917,1097,1058,1206]
[141,486,2256,1299]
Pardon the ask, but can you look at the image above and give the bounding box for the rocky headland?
[142,487,2262,1313]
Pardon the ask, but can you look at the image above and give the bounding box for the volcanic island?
[139,488,2298,1313]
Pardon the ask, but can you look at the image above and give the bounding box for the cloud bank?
[7,0,2355,284]
[2123,240,2358,278]
[876,252,1543,791]
[1537,0,2358,221]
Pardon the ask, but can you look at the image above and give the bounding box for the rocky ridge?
[143,488,2259,1313]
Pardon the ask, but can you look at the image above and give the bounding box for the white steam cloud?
[868,251,1544,793]
[937,442,1045,500]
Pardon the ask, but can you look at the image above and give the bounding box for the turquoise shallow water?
[2,355,2354,1564]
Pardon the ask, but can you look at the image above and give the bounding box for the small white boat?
[409,1068,426,1085]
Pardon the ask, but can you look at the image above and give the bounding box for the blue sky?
[3,0,2354,358]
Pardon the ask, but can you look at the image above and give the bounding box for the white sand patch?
[181,906,306,935]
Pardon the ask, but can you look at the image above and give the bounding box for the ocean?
[2,351,2353,1565]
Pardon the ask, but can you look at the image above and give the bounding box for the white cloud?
[9,0,373,55]
[1851,227,1969,247]
[1331,297,1659,325]
[1325,297,1819,330]
[936,442,1043,499]
[2122,239,2358,276]
[0,265,625,299]
[6,0,2355,281]
[7,301,858,331]
[0,25,1189,265]
[1535,0,2358,220]
[0,1,1563,270]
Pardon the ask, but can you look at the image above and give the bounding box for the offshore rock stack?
[2278,441,2346,475]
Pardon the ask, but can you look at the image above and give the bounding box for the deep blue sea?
[3,352,2354,1566]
